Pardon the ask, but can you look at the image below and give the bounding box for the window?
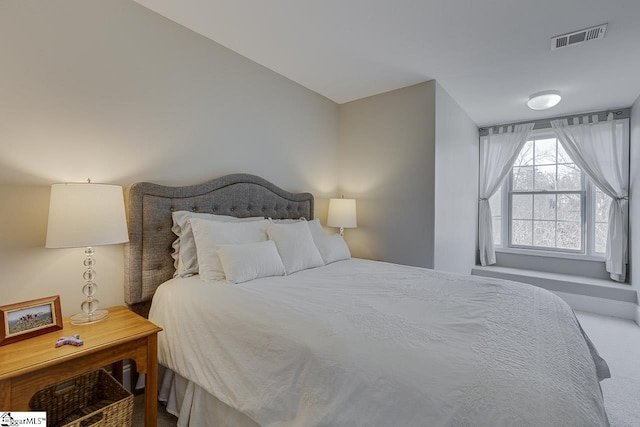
[489,127,619,258]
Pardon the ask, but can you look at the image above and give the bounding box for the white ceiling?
[133,0,640,127]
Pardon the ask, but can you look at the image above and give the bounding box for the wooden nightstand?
[0,306,162,427]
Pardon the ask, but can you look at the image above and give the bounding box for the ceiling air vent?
[551,23,607,50]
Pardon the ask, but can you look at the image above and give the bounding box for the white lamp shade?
[46,183,129,248]
[327,198,357,229]
[527,90,561,110]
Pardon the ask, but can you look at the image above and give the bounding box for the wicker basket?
[29,368,133,427]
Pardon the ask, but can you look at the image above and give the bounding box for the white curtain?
[479,123,535,266]
[551,115,629,282]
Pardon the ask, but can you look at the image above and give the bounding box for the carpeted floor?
[132,311,640,426]
[576,311,640,427]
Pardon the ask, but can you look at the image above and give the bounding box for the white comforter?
[149,259,610,427]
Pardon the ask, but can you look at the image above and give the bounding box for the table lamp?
[327,197,357,236]
[46,181,129,325]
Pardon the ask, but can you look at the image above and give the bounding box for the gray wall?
[338,81,437,267]
[631,95,640,294]
[338,81,480,274]
[495,252,609,279]
[433,83,479,274]
[0,0,340,315]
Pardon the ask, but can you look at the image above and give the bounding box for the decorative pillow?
[217,241,285,284]
[307,218,351,264]
[267,221,324,274]
[190,218,269,281]
[171,211,263,277]
[268,218,307,224]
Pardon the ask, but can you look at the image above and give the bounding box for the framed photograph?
[0,295,63,346]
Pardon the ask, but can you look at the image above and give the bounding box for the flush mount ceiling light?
[527,90,562,110]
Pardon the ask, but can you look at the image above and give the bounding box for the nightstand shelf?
[0,306,161,427]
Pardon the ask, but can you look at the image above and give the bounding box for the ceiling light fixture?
[527,90,562,110]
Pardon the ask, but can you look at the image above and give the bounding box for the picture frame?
[0,295,63,346]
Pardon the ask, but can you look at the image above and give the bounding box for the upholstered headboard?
[124,173,314,317]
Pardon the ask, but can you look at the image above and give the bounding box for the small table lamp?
[327,197,357,236]
[46,181,129,325]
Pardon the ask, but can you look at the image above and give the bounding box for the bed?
[125,173,611,427]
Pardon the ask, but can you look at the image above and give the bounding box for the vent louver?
[551,24,607,50]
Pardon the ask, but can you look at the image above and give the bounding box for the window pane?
[595,223,608,254]
[514,141,534,167]
[513,166,533,190]
[557,164,581,190]
[512,194,532,219]
[533,194,555,220]
[533,220,556,248]
[557,221,582,250]
[534,138,557,165]
[534,165,556,190]
[512,220,532,246]
[557,194,581,221]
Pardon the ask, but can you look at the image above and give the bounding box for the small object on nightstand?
[55,334,84,348]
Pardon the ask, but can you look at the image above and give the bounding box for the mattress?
[149,258,610,427]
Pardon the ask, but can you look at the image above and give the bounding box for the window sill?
[471,265,636,303]
[472,265,638,320]
[495,246,605,262]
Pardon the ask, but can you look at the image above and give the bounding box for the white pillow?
[190,218,269,281]
[307,218,351,264]
[267,221,324,274]
[171,211,263,277]
[217,241,285,283]
[268,218,307,224]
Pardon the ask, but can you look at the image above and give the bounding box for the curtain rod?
[478,107,631,137]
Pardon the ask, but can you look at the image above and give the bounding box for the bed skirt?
[158,366,260,427]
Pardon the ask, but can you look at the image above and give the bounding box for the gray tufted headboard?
[124,173,314,317]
